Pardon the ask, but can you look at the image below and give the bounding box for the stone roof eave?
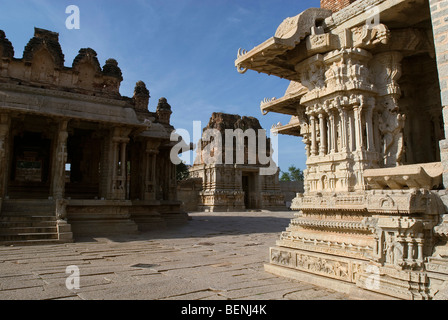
[0,83,148,129]
[235,7,333,80]
[260,92,304,116]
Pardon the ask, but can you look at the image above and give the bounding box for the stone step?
[3,200,54,207]
[0,216,57,222]
[0,226,58,234]
[0,239,72,247]
[1,212,55,217]
[0,221,56,228]
[2,200,55,216]
[0,232,59,241]
[0,197,73,245]
[0,211,64,244]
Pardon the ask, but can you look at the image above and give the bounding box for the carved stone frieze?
[270,247,364,283]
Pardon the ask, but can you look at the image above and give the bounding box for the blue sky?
[0,0,321,172]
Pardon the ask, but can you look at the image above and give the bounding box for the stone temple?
[235,0,448,299]
[0,28,187,244]
[189,112,285,212]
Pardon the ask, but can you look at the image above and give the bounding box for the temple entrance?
[9,131,52,199]
[242,172,259,210]
[66,128,101,199]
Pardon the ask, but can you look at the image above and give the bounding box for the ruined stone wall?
[320,0,358,13]
[279,181,304,208]
[177,178,202,212]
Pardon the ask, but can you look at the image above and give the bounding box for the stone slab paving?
[0,211,351,300]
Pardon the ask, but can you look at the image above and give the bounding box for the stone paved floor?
[0,211,350,300]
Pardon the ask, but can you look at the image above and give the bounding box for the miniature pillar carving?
[329,111,337,154]
[339,108,349,153]
[353,104,364,152]
[310,115,318,156]
[318,112,327,155]
[366,103,375,152]
[416,238,424,262]
[348,111,355,152]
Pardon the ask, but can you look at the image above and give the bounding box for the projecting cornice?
[235,8,332,79]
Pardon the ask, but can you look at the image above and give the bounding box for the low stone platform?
[0,211,350,300]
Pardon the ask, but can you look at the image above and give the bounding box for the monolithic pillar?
[371,51,404,166]
[348,110,355,152]
[107,127,131,200]
[310,115,318,156]
[353,104,364,152]
[329,111,337,154]
[143,141,160,201]
[339,108,349,153]
[416,238,424,262]
[318,112,327,156]
[51,119,68,200]
[0,113,11,199]
[365,103,375,152]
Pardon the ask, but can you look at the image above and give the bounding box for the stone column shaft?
[366,106,375,152]
[339,109,349,153]
[353,105,364,151]
[0,114,11,199]
[108,127,131,200]
[310,115,318,156]
[329,112,337,154]
[319,112,327,156]
[51,120,69,200]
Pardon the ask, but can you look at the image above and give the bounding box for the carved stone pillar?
[339,108,349,153]
[318,112,327,156]
[348,110,355,152]
[416,238,424,263]
[353,104,364,152]
[303,136,311,158]
[310,115,318,156]
[365,103,375,152]
[51,120,69,200]
[107,127,132,200]
[371,51,405,167]
[143,141,160,201]
[0,113,11,199]
[406,238,414,262]
[329,111,337,154]
[169,162,177,201]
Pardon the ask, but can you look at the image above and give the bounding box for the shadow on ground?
[73,213,294,243]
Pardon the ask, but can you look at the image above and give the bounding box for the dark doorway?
[242,175,250,209]
[66,128,101,199]
[9,132,51,199]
